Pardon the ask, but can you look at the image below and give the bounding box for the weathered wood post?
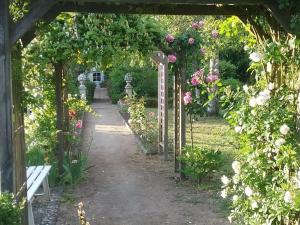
[0,0,14,193]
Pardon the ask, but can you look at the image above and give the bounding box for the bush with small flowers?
[221,37,300,224]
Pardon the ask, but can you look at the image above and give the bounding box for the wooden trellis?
[152,51,169,161]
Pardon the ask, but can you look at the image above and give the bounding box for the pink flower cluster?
[165,34,175,43]
[191,21,204,29]
[200,47,206,55]
[206,74,219,83]
[168,54,177,63]
[183,92,193,105]
[188,38,195,45]
[190,69,204,86]
[211,30,219,39]
[76,120,82,129]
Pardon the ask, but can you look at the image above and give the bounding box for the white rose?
[275,138,286,147]
[280,124,290,135]
[249,52,263,62]
[245,186,253,197]
[284,191,293,203]
[234,126,243,134]
[221,175,230,186]
[251,201,258,209]
[249,97,257,107]
[268,82,275,90]
[244,45,250,51]
[233,174,239,184]
[256,90,271,106]
[243,85,249,93]
[232,195,238,202]
[267,62,272,73]
[232,161,241,174]
[221,189,227,199]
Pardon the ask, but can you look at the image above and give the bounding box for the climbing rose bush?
[222,84,300,224]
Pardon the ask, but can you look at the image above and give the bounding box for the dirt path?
[56,88,229,225]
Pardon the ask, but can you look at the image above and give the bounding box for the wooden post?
[54,62,64,176]
[0,0,14,193]
[174,66,186,177]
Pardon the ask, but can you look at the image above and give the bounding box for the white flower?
[234,126,243,134]
[233,174,239,184]
[29,113,35,121]
[221,189,227,199]
[244,45,250,51]
[232,161,241,174]
[249,97,257,107]
[251,110,256,116]
[268,82,275,90]
[243,85,249,93]
[249,52,263,62]
[221,175,230,186]
[256,90,271,106]
[275,138,286,147]
[267,62,272,73]
[284,191,293,203]
[228,215,233,223]
[251,201,258,209]
[245,186,253,197]
[280,124,290,135]
[232,195,238,202]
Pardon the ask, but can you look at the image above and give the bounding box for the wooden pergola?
[0,0,297,219]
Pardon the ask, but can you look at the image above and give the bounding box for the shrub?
[219,60,238,80]
[107,65,157,103]
[180,146,221,183]
[0,193,24,225]
[85,80,96,104]
[222,78,242,91]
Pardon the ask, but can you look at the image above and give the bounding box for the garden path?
[56,87,229,225]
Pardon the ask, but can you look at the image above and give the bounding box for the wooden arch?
[0,0,298,201]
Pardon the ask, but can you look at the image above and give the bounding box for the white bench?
[26,165,51,225]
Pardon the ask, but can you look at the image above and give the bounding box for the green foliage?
[0,193,24,225]
[107,65,158,103]
[84,80,96,104]
[125,96,158,150]
[62,152,88,185]
[221,78,242,91]
[180,146,221,183]
[219,60,237,80]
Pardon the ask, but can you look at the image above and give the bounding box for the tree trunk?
[54,62,64,176]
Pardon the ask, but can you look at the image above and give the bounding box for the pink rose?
[200,47,206,55]
[188,38,195,45]
[148,112,155,117]
[168,54,177,63]
[198,21,204,28]
[76,120,82,129]
[191,21,204,29]
[165,34,175,43]
[191,76,200,86]
[193,69,204,78]
[211,30,219,39]
[183,92,193,105]
[206,74,219,83]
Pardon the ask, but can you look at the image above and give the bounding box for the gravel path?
[56,88,229,225]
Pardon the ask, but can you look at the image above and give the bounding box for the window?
[93,72,101,81]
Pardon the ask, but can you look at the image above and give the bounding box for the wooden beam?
[20,7,62,47]
[73,0,265,5]
[61,2,256,15]
[10,0,59,46]
[0,0,14,192]
[263,1,292,34]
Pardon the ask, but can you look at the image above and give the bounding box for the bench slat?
[27,166,44,191]
[26,166,36,179]
[27,166,51,201]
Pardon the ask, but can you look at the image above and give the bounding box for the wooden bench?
[26,165,51,225]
